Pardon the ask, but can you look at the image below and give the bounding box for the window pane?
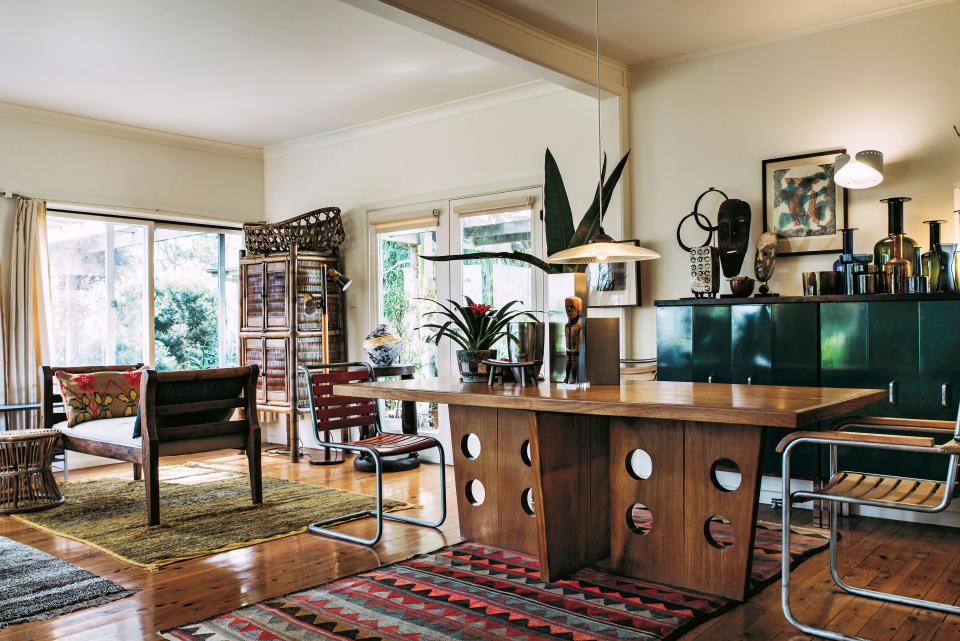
[153,229,220,371]
[114,224,146,364]
[48,218,109,365]
[223,234,242,367]
[460,209,534,354]
[377,226,439,432]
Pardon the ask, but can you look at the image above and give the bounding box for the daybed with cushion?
[41,364,262,526]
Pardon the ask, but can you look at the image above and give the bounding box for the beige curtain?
[4,197,51,429]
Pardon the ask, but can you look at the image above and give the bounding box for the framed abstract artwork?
[762,149,848,256]
[587,240,641,307]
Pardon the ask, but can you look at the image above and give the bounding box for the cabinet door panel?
[865,301,919,418]
[656,306,692,382]
[241,263,265,331]
[771,303,819,386]
[820,302,868,387]
[265,261,290,330]
[264,338,290,403]
[242,337,266,402]
[731,305,771,385]
[692,306,731,383]
[918,300,960,421]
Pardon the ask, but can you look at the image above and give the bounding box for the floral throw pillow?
[55,369,145,427]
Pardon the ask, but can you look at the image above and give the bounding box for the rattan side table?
[0,429,65,514]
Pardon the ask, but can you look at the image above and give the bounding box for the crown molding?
[640,0,957,68]
[0,102,263,160]
[264,80,564,159]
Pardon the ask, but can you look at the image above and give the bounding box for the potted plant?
[419,297,537,382]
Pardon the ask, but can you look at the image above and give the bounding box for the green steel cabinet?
[655,295,960,481]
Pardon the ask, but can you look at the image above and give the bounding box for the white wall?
[0,106,264,465]
[265,85,620,361]
[629,0,960,356]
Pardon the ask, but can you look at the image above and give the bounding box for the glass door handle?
[942,383,951,407]
[888,380,898,405]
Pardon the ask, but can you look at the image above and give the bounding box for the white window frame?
[46,209,242,368]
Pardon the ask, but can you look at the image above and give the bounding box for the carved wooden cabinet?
[239,248,347,461]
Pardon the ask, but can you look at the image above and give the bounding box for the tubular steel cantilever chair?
[299,363,446,545]
[778,411,960,641]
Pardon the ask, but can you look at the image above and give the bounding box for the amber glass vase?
[874,197,919,273]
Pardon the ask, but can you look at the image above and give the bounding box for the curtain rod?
[0,190,246,229]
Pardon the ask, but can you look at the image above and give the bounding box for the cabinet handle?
[707,375,714,383]
[942,383,951,407]
[888,380,898,405]
[747,376,753,385]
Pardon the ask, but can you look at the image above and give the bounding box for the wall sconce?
[328,268,352,292]
[834,150,884,189]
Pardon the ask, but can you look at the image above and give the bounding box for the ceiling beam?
[342,0,629,99]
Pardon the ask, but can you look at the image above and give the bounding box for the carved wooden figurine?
[563,296,583,384]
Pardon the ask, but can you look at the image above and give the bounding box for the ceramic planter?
[457,349,497,382]
[363,324,402,367]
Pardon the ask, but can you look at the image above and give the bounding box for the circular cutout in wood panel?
[461,433,482,460]
[465,479,486,506]
[521,488,535,516]
[710,458,741,492]
[705,515,734,549]
[520,440,532,467]
[626,449,653,480]
[626,503,653,535]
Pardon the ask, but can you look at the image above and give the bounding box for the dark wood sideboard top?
[654,292,960,307]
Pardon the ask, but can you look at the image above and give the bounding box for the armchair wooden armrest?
[776,430,936,453]
[830,415,955,436]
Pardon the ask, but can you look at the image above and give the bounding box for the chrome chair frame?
[780,412,960,641]
[299,363,446,545]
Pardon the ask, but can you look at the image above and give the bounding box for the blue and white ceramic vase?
[363,324,402,367]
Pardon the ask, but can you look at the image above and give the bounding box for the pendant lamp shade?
[834,150,884,189]
[545,229,660,265]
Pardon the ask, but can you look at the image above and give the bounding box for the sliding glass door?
[47,217,149,365]
[46,211,242,370]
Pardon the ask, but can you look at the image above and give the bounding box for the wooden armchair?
[41,364,262,526]
[777,413,960,641]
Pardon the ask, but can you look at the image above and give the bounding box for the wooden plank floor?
[1,449,958,641]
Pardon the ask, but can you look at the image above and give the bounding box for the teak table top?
[334,379,885,428]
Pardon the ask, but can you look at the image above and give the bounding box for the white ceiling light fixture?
[834,150,884,189]
[546,0,659,266]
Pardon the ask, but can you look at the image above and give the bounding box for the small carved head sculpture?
[755,232,778,283]
[564,295,583,322]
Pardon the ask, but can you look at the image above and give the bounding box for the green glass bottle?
[921,219,949,293]
[874,197,919,273]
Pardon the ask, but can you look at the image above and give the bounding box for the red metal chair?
[299,362,446,545]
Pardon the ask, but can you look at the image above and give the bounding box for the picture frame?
[587,240,641,307]
[762,149,848,256]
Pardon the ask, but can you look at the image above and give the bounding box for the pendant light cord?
[596,0,603,222]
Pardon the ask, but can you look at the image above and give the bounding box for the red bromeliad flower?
[468,303,492,315]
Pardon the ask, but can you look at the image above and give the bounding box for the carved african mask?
[717,198,752,278]
[755,232,778,290]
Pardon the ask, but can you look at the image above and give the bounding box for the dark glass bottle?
[921,219,949,293]
[833,228,857,271]
[874,197,919,271]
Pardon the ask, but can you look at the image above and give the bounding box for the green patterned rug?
[13,463,413,570]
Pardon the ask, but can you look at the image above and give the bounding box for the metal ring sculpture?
[675,187,729,252]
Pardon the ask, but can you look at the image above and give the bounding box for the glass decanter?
[921,219,949,293]
[874,197,919,271]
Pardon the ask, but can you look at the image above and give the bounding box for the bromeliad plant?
[418,297,537,352]
[423,148,630,274]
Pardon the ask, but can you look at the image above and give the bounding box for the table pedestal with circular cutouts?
[334,378,884,601]
[0,429,65,514]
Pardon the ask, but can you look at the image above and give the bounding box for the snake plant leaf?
[422,251,558,274]
[543,148,576,256]
[569,150,630,249]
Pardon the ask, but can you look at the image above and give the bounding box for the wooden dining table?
[335,378,884,600]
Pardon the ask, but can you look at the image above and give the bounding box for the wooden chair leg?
[143,451,160,526]
[247,434,263,505]
[133,463,142,480]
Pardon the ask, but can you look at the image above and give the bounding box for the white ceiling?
[0,0,535,148]
[479,0,949,65]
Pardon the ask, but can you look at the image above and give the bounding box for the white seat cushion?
[53,416,139,449]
